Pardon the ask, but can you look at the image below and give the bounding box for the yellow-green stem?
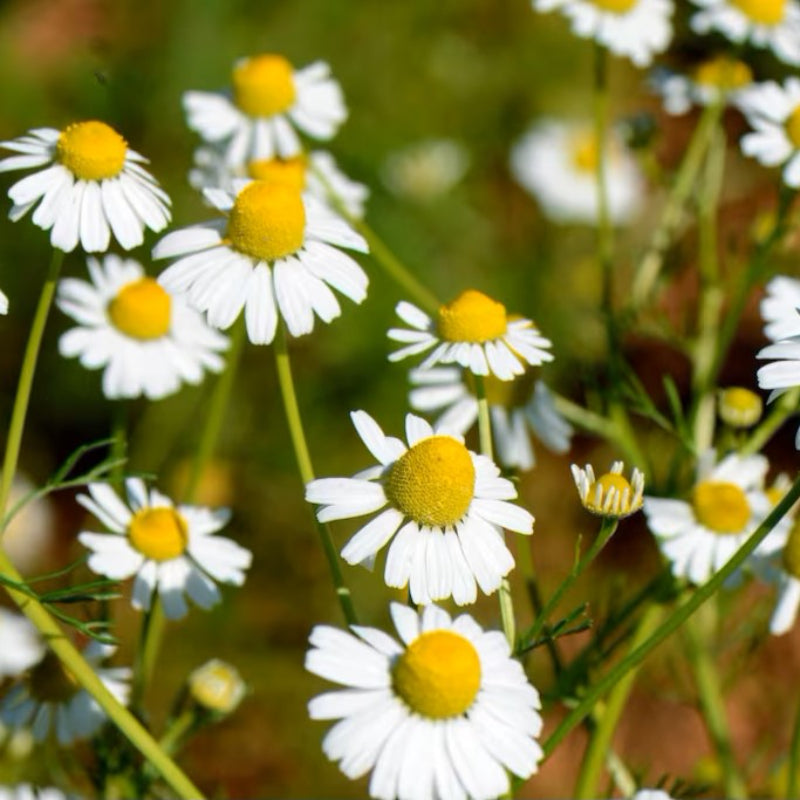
[274,321,358,625]
[741,388,800,456]
[159,708,197,756]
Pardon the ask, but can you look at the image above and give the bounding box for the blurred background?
[0,0,800,796]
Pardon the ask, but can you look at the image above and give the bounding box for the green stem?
[740,388,800,456]
[788,695,800,799]
[574,603,664,799]
[109,402,128,490]
[274,321,358,625]
[543,472,800,757]
[0,249,64,524]
[159,708,197,756]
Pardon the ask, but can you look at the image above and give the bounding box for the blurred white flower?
[381,139,469,201]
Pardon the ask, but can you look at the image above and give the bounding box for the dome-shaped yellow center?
[392,630,481,719]
[28,651,78,703]
[732,0,785,24]
[591,0,637,12]
[226,181,306,262]
[718,387,763,428]
[128,507,188,561]
[692,480,750,535]
[586,472,633,514]
[694,57,753,91]
[437,290,508,344]
[783,522,800,578]
[385,436,475,527]
[107,278,172,340]
[232,54,296,117]
[56,121,127,181]
[247,156,307,191]
[786,105,800,149]
[571,133,600,172]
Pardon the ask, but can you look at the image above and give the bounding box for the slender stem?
[552,393,611,439]
[788,695,800,799]
[274,321,358,625]
[684,608,748,799]
[159,708,197,756]
[740,388,800,456]
[109,402,128,489]
[574,603,664,799]
[543,472,800,757]
[0,249,64,525]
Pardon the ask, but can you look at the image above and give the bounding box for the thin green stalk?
[543,472,800,757]
[274,321,358,625]
[574,603,664,799]
[741,388,800,456]
[0,249,64,524]
[109,402,128,489]
[788,695,800,799]
[159,708,197,756]
[552,393,611,439]
[684,608,748,799]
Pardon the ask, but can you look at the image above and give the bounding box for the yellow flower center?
[107,278,172,340]
[693,57,753,91]
[571,132,600,173]
[590,0,637,12]
[437,290,508,344]
[385,436,475,527]
[232,54,297,117]
[692,481,751,535]
[28,652,78,703]
[786,105,800,150]
[189,659,245,714]
[783,522,800,579]
[392,630,481,719]
[226,181,306,262]
[718,387,763,428]
[128,507,188,561]
[56,121,127,181]
[731,0,785,24]
[247,155,307,191]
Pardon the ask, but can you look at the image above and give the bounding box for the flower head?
[0,610,45,679]
[77,479,252,619]
[758,332,800,447]
[306,602,543,800]
[188,659,246,715]
[183,55,346,167]
[306,411,534,606]
[571,461,644,518]
[717,387,763,428]
[761,275,800,341]
[0,121,170,252]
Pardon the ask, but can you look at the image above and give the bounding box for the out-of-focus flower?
[381,139,469,201]
[0,785,74,800]
[3,474,56,576]
[306,602,543,800]
[306,411,534,606]
[0,121,170,252]
[184,55,346,167]
[572,461,644,518]
[717,387,763,428]
[510,120,643,225]
[153,181,368,344]
[57,255,228,400]
[0,610,45,679]
[761,275,800,341]
[188,659,246,715]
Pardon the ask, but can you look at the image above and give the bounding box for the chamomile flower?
[654,56,753,115]
[388,291,553,381]
[306,602,543,800]
[643,452,788,585]
[188,659,246,715]
[757,335,800,446]
[0,121,170,252]
[761,275,800,341]
[759,520,800,635]
[689,0,800,66]
[739,79,800,187]
[153,180,368,344]
[77,479,252,620]
[184,55,346,167]
[189,147,368,218]
[0,610,45,679]
[0,642,130,745]
[717,387,763,428]
[57,254,228,400]
[381,139,470,201]
[572,461,644,518]
[533,0,673,67]
[408,367,573,470]
[305,411,535,606]
[0,786,73,800]
[510,120,643,225]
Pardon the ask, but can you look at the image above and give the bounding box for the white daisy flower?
[306,602,543,800]
[761,275,800,341]
[0,121,170,252]
[189,147,368,219]
[533,0,673,67]
[183,55,346,167]
[0,786,73,800]
[388,291,553,381]
[643,452,789,585]
[632,791,675,800]
[754,521,800,635]
[0,610,45,678]
[56,254,228,400]
[188,659,246,715]
[409,367,573,470]
[572,461,645,518]
[306,411,534,606]
[381,139,470,201]
[757,334,800,446]
[738,78,800,187]
[153,180,368,344]
[0,641,130,745]
[510,119,644,225]
[690,0,800,66]
[77,478,252,620]
[653,56,753,115]
[0,290,8,315]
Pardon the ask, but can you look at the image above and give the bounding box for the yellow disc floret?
[385,436,475,527]
[232,54,296,117]
[226,181,306,262]
[108,278,172,340]
[783,522,800,578]
[591,0,637,12]
[392,630,481,719]
[247,155,307,191]
[718,387,763,428]
[28,652,78,703]
[692,481,751,534]
[56,121,127,181]
[437,290,508,344]
[694,57,753,91]
[786,105,800,150]
[571,132,600,172]
[128,507,188,561]
[732,0,785,25]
